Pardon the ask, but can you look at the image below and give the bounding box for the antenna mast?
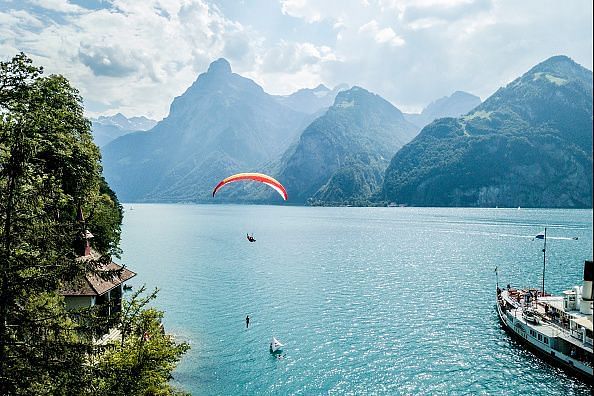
[541,227,547,295]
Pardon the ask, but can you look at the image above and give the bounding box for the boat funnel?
[579,260,593,315]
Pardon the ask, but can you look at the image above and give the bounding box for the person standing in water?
[246,315,250,328]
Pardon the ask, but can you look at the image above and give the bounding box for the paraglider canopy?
[212,173,288,201]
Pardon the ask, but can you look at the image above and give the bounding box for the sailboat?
[270,337,284,353]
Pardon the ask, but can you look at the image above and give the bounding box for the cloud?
[0,0,591,119]
[28,0,86,14]
[260,40,337,73]
[359,20,405,46]
[409,0,489,17]
[78,44,144,77]
[280,0,368,24]
[222,32,253,63]
[247,39,339,95]
[0,0,262,119]
[280,0,322,23]
[275,0,591,113]
[405,17,447,30]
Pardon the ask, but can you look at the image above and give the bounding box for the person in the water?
[245,315,250,328]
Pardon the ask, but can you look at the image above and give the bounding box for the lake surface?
[119,205,593,395]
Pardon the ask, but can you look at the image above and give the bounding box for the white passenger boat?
[496,232,593,380]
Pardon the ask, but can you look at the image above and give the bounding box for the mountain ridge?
[276,86,419,204]
[274,83,349,114]
[91,113,157,147]
[102,58,313,202]
[382,55,593,208]
[404,91,481,129]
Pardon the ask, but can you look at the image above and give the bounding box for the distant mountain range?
[91,113,156,147]
[382,55,593,208]
[274,83,349,114]
[102,58,422,204]
[102,59,314,202]
[100,55,592,208]
[277,87,418,204]
[404,91,481,129]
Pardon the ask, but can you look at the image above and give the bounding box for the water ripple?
[120,205,592,395]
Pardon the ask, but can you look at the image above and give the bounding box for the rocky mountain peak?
[313,84,330,92]
[207,58,232,75]
[334,86,368,103]
[332,86,404,118]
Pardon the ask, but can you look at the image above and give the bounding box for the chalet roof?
[61,250,136,297]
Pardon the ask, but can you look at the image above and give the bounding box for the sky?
[1,0,592,120]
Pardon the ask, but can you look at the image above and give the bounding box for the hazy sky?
[1,0,592,119]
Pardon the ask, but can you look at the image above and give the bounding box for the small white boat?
[270,337,284,353]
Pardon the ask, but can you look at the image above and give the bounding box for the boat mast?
[541,227,547,295]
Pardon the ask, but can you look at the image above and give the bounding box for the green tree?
[0,52,104,394]
[0,53,188,394]
[93,286,190,396]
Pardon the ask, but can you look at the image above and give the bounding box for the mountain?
[382,55,593,208]
[274,83,349,114]
[404,91,481,128]
[96,113,157,131]
[276,87,419,204]
[101,58,311,202]
[91,113,157,147]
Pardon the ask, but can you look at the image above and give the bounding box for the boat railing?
[569,329,582,340]
[500,292,588,343]
[543,319,594,354]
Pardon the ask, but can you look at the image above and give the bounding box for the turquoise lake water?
[119,205,593,395]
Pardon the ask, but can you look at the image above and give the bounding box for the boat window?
[538,334,542,341]
[543,337,548,345]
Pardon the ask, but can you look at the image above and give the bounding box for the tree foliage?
[93,286,190,396]
[0,53,187,394]
[0,52,100,394]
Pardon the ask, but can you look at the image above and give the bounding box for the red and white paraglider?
[213,172,289,349]
[212,172,288,201]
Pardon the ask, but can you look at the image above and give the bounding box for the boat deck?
[500,290,593,353]
[498,288,593,379]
